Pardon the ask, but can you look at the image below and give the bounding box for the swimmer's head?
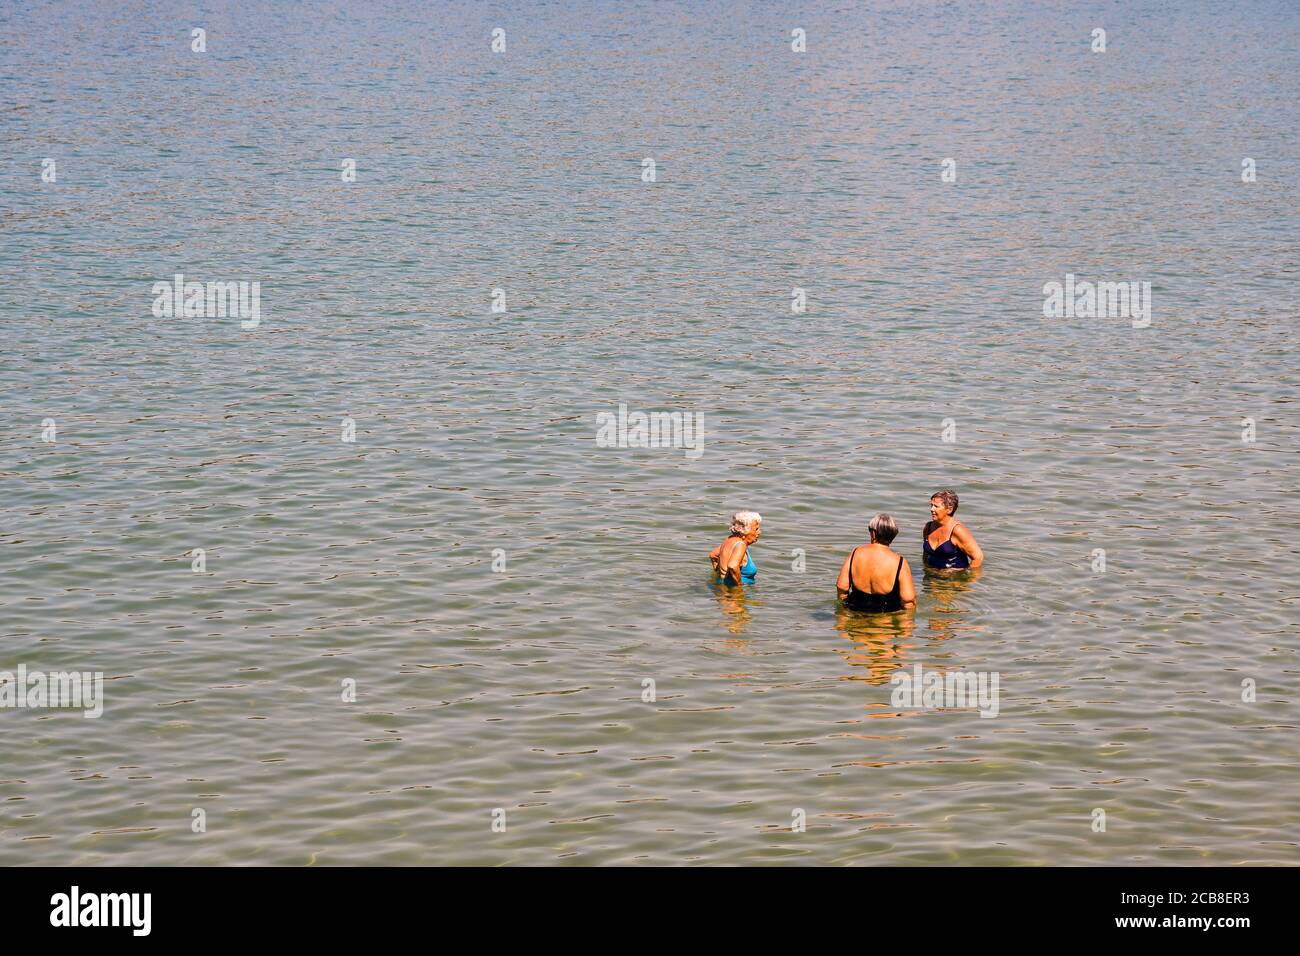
[868,513,899,545]
[730,510,762,541]
[930,490,959,521]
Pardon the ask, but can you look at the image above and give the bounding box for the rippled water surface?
[1,0,1297,865]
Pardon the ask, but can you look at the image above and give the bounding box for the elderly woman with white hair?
[836,513,916,612]
[709,511,762,585]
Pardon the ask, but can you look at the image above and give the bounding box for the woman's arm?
[722,542,747,585]
[709,544,721,574]
[835,553,852,599]
[898,558,916,609]
[952,524,984,568]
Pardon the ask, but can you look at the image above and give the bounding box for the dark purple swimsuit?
[924,523,970,570]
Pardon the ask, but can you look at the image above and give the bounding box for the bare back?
[850,545,904,593]
[837,541,916,610]
[710,534,750,583]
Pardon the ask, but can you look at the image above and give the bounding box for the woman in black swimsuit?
[836,513,916,613]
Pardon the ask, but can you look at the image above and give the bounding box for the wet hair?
[930,489,959,514]
[730,511,762,535]
[868,513,899,545]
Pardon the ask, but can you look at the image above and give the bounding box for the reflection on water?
[920,567,986,643]
[834,605,914,685]
[708,578,760,637]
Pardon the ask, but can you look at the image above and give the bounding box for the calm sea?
[1,0,1297,864]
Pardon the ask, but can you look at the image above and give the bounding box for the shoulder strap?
[847,548,858,590]
[892,556,904,590]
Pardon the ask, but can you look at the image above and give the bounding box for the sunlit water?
[1,0,1297,865]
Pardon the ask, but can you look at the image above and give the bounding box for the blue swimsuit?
[718,549,757,584]
[924,523,970,570]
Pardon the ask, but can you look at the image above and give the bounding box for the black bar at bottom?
[0,866,1283,941]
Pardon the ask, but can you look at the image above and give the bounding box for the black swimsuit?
[844,549,905,613]
[924,522,970,570]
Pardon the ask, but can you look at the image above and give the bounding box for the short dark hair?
[931,489,959,514]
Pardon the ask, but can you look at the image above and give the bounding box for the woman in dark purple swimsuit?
[923,490,984,571]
